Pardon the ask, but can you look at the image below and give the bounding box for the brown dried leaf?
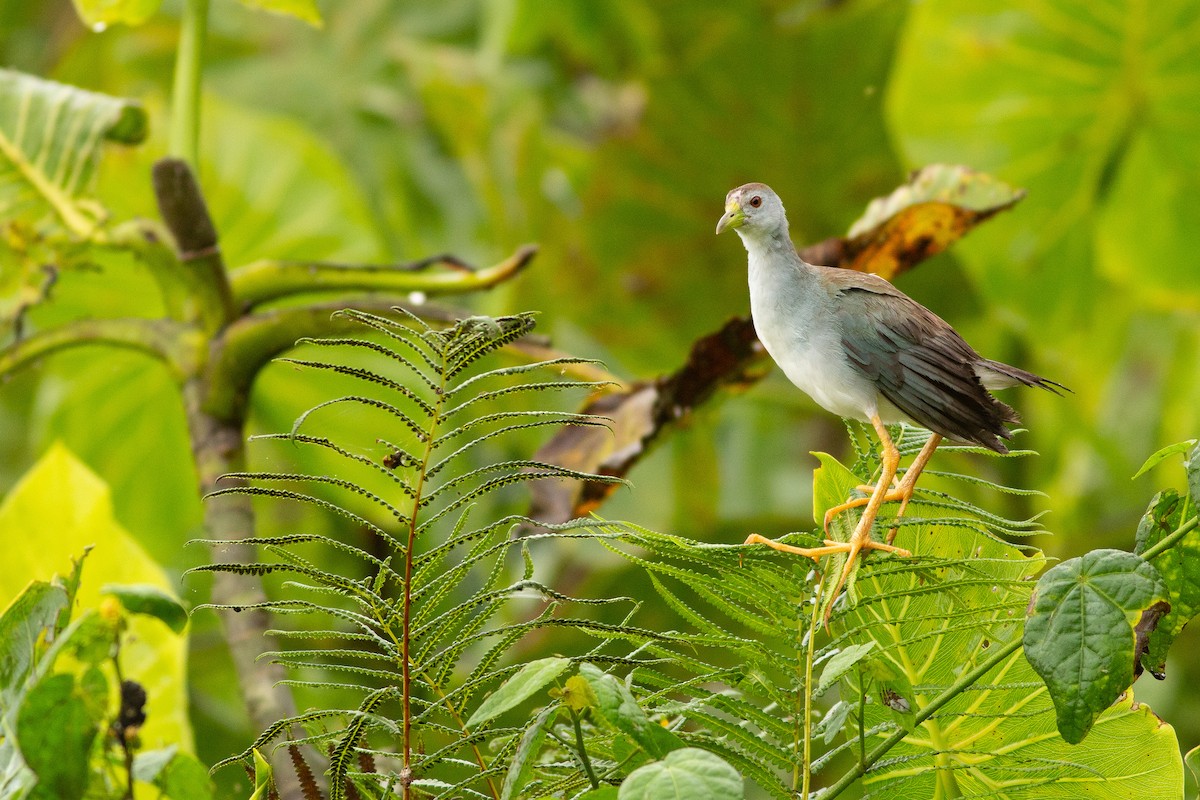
[809,164,1026,278]
[529,317,767,525]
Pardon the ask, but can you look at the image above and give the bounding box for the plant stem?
[190,403,306,800]
[1140,515,1199,561]
[110,649,134,800]
[858,671,866,766]
[570,709,599,789]
[821,635,1024,800]
[400,362,449,800]
[800,579,823,798]
[170,0,209,165]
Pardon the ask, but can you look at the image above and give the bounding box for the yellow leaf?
[0,443,193,752]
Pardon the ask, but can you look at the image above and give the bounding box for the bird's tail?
[975,359,1069,395]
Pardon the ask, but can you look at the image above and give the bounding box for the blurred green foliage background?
[2,0,1198,784]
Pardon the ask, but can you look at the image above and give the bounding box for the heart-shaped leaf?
[1133,490,1200,679]
[1024,549,1170,743]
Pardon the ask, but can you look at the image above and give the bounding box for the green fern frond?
[425,418,611,478]
[564,433,1069,798]
[445,356,608,397]
[204,485,402,545]
[277,358,439,417]
[296,334,442,390]
[200,310,629,796]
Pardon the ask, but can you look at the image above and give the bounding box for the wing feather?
[834,283,1017,451]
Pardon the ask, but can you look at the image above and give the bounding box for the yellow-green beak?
[715,202,745,235]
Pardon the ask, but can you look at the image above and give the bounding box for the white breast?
[747,251,881,423]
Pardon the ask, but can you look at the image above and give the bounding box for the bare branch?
[205,298,467,416]
[228,244,538,307]
[0,318,187,377]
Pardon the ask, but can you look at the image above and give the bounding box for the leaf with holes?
[1024,549,1170,744]
[841,164,1025,280]
[1134,490,1200,679]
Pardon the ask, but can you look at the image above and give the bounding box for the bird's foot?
[742,532,904,561]
[743,532,910,625]
[819,516,913,624]
[822,484,916,538]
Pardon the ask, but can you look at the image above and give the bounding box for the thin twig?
[0,318,184,377]
[230,244,538,307]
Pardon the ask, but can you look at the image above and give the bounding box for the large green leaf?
[0,69,145,236]
[888,0,1200,313]
[25,349,200,569]
[0,443,193,752]
[1024,549,1169,744]
[0,71,147,335]
[202,97,385,267]
[832,520,1183,796]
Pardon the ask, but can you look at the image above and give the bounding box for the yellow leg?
[822,432,944,540]
[824,415,908,614]
[885,433,942,544]
[742,533,909,561]
[744,423,943,624]
[744,417,913,615]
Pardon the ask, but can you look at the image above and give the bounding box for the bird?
[716,182,1063,612]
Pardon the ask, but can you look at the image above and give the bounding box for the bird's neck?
[738,227,813,282]
[737,226,796,260]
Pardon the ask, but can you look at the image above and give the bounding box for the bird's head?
[715,183,788,240]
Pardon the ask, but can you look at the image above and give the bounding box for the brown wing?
[825,270,1018,451]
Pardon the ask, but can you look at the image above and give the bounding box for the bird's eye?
[749,196,762,208]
